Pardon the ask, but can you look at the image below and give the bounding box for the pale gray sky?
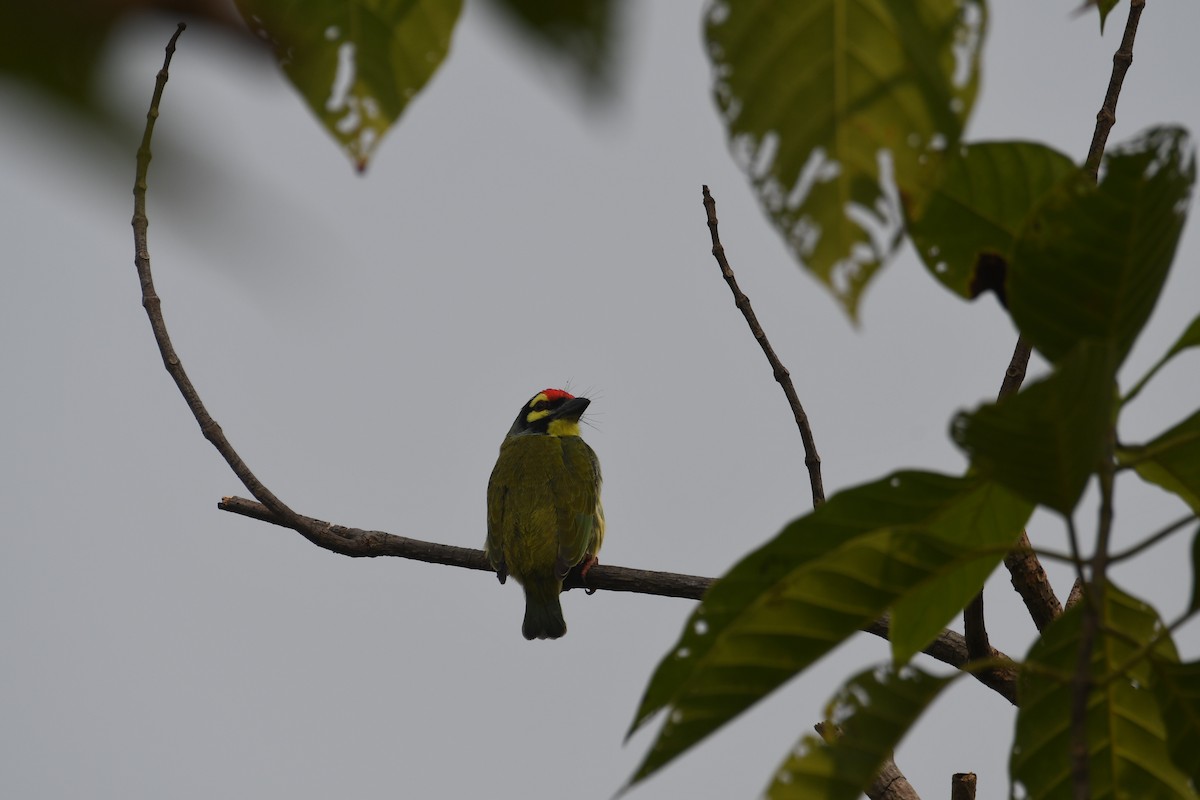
[3,2,1199,798]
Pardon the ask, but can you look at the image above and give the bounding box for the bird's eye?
[531,401,546,411]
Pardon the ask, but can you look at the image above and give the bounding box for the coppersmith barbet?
[486,389,604,640]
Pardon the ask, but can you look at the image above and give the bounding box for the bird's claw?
[580,555,598,594]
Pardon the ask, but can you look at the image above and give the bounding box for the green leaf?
[766,665,956,800]
[1012,583,1191,800]
[888,481,1032,663]
[236,0,464,171]
[1094,0,1121,34]
[704,0,985,319]
[624,472,1029,790]
[1008,126,1196,366]
[906,141,1076,300]
[1152,657,1200,787]
[952,341,1117,515]
[1118,409,1200,515]
[485,0,621,98]
[1123,312,1200,406]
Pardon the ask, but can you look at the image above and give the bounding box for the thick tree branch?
[815,722,923,800]
[991,337,1064,633]
[867,758,921,800]
[950,773,977,800]
[962,591,991,662]
[221,496,1018,702]
[702,185,824,507]
[216,496,712,598]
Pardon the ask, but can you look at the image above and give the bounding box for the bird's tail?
[522,579,567,640]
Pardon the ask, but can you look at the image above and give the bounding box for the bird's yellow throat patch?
[546,418,582,437]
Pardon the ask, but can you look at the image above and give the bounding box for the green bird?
[486,388,604,640]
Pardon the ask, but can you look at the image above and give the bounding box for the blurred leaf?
[624,471,1029,790]
[1008,126,1196,366]
[236,0,463,171]
[1123,312,1200,406]
[0,2,114,104]
[1193,528,1200,617]
[888,481,1032,663]
[0,1,239,107]
[906,141,1076,301]
[485,0,622,98]
[1012,583,1190,800]
[1153,657,1200,787]
[1118,409,1200,515]
[766,665,955,800]
[704,0,985,319]
[1093,0,1121,34]
[952,341,1116,515]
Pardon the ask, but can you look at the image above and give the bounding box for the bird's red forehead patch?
[539,388,575,402]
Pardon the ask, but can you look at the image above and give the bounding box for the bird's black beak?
[553,397,591,422]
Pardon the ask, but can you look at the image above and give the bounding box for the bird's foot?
[580,555,599,595]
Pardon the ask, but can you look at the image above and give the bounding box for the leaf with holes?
[766,665,956,800]
[952,341,1116,515]
[1008,126,1195,367]
[1118,408,1200,515]
[236,0,463,171]
[704,0,985,319]
[906,141,1076,302]
[1012,583,1191,800]
[623,471,1029,790]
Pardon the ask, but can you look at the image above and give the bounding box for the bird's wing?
[485,441,516,581]
[553,436,604,576]
[487,436,563,582]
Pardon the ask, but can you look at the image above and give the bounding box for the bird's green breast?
[486,433,603,583]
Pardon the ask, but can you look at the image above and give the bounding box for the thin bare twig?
[221,496,1018,702]
[1108,513,1197,563]
[996,335,1033,400]
[702,185,824,507]
[1084,0,1145,180]
[132,24,333,552]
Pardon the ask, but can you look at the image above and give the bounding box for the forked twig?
[702,185,825,507]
